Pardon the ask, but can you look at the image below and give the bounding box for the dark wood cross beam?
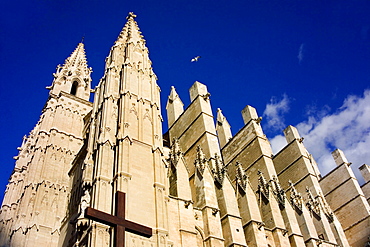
[85,191,152,247]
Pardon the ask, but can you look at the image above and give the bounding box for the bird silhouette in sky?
[191,56,201,62]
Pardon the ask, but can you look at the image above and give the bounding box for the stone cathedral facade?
[1,13,370,247]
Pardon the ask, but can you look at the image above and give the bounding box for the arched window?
[70,81,78,96]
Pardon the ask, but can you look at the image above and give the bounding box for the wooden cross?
[85,191,152,246]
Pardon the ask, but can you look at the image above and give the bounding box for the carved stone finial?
[257,170,269,200]
[289,181,303,212]
[271,175,285,207]
[194,146,207,175]
[235,162,248,193]
[168,138,182,166]
[317,192,334,222]
[211,153,227,186]
[306,187,320,217]
[127,12,137,20]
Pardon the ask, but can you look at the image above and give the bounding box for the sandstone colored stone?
[1,12,369,247]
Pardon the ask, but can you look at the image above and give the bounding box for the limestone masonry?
[1,13,369,247]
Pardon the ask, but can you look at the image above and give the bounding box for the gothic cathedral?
[1,13,369,247]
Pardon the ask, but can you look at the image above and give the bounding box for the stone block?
[361,182,370,203]
[222,122,260,165]
[343,217,370,247]
[284,125,301,143]
[241,105,259,124]
[359,164,370,183]
[189,81,209,102]
[334,196,370,227]
[323,179,364,211]
[273,141,307,174]
[331,149,349,166]
[276,158,313,190]
[320,164,354,195]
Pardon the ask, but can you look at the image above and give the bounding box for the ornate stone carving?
[143,109,152,124]
[289,180,303,212]
[257,170,269,200]
[200,92,211,101]
[211,153,227,186]
[211,208,219,216]
[235,162,248,193]
[254,116,263,124]
[271,175,285,207]
[257,221,265,230]
[194,146,207,176]
[127,12,137,20]
[306,187,320,218]
[184,200,192,209]
[78,190,91,219]
[168,138,182,167]
[318,192,334,222]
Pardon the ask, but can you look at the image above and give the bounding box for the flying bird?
[191,56,201,62]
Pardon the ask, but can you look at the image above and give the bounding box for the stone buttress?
[166,82,247,247]
[221,105,302,247]
[273,125,349,247]
[320,149,370,247]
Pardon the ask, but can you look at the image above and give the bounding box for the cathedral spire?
[64,42,87,68]
[102,12,157,101]
[115,12,146,45]
[48,42,92,101]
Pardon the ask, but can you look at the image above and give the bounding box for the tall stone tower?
[0,43,92,246]
[60,12,167,247]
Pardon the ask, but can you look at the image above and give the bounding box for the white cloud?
[297,43,305,64]
[263,94,290,132]
[269,134,286,154]
[270,90,370,183]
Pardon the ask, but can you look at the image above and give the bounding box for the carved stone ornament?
[235,162,248,193]
[257,222,265,230]
[184,200,192,209]
[194,146,207,176]
[78,190,91,219]
[127,12,137,20]
[168,138,182,167]
[288,180,303,212]
[271,176,285,207]
[211,207,219,216]
[306,187,321,218]
[257,170,269,200]
[211,153,227,186]
[318,192,334,222]
[201,92,211,101]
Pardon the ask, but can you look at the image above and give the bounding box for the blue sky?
[1,0,370,194]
